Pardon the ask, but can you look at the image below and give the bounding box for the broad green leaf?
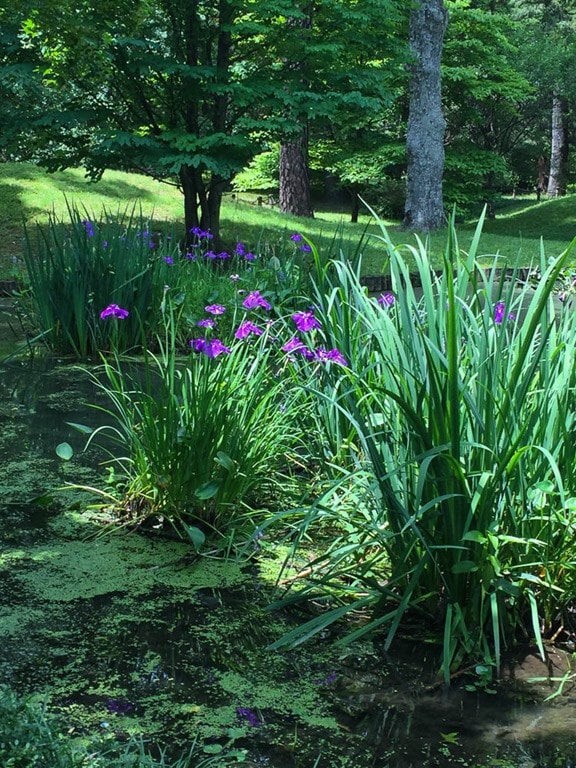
[461,530,487,544]
[56,442,74,460]
[185,525,206,551]
[66,422,93,435]
[215,451,235,472]
[195,480,220,500]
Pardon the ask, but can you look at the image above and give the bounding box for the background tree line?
[0,0,575,239]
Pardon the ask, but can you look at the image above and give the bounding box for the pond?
[1,354,576,768]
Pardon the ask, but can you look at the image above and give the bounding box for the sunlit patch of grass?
[1,162,576,280]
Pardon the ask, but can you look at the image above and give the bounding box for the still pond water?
[1,349,576,768]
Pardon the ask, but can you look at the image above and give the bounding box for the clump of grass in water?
[72,289,330,545]
[19,201,176,359]
[266,210,576,682]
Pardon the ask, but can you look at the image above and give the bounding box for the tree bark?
[278,6,314,219]
[547,93,569,197]
[179,165,224,243]
[403,0,448,232]
[348,184,360,224]
[279,130,314,218]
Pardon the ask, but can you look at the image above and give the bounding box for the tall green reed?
[20,202,175,358]
[82,295,308,544]
[269,213,576,679]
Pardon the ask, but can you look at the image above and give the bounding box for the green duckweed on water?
[2,360,576,767]
[0,509,349,759]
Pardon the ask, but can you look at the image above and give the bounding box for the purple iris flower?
[82,220,94,238]
[235,242,246,256]
[494,302,515,324]
[235,321,263,339]
[100,304,129,320]
[290,233,303,242]
[190,226,213,240]
[197,318,216,328]
[378,292,395,307]
[300,243,312,253]
[164,256,174,265]
[292,311,321,332]
[243,291,272,311]
[282,337,314,360]
[244,252,256,261]
[190,338,231,358]
[315,671,337,686]
[205,304,227,315]
[315,347,348,367]
[282,337,305,354]
[236,707,260,727]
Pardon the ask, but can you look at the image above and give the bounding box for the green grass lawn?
[1,161,575,280]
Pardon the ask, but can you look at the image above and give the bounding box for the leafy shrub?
[444,144,512,214]
[231,146,279,194]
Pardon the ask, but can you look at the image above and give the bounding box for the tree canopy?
[1,0,574,235]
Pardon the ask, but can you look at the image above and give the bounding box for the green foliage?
[19,203,175,358]
[268,213,576,678]
[444,145,512,211]
[81,295,309,538]
[0,684,214,767]
[0,0,406,237]
[232,147,279,194]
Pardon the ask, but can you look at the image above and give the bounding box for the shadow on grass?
[0,162,167,205]
[481,196,576,242]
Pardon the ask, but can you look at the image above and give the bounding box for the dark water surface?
[1,359,576,768]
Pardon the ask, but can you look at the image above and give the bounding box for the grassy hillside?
[1,162,575,280]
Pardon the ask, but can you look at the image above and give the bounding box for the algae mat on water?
[4,511,576,767]
[0,510,369,766]
[4,510,576,768]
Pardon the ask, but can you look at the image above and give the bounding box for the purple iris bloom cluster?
[282,310,348,367]
[378,292,395,308]
[242,291,271,311]
[236,706,260,727]
[190,338,231,358]
[82,220,95,238]
[290,233,312,253]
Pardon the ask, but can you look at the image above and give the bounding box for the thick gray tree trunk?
[547,93,569,197]
[279,129,314,218]
[403,0,448,232]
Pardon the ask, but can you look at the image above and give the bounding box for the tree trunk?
[179,165,223,243]
[547,94,569,197]
[279,6,314,218]
[279,130,314,218]
[349,184,360,224]
[403,0,448,232]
